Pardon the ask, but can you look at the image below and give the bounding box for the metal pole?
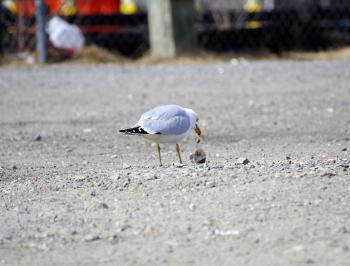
[35,0,47,63]
[0,3,3,57]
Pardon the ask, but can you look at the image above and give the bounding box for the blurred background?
[1,0,350,63]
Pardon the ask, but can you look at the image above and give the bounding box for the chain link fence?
[1,0,350,62]
[198,0,350,52]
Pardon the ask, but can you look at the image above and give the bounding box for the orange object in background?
[15,0,120,16]
[16,0,61,15]
[15,0,36,15]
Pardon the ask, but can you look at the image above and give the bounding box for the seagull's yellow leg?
[176,143,182,164]
[157,144,163,167]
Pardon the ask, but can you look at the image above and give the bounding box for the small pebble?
[172,162,185,168]
[99,202,109,209]
[306,259,315,264]
[70,175,86,181]
[83,128,92,133]
[206,181,216,188]
[236,158,250,165]
[145,173,158,180]
[321,172,336,178]
[120,224,131,232]
[84,234,100,242]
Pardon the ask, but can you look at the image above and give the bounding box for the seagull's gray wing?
[137,105,191,135]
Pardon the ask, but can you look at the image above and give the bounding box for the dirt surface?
[0,60,350,266]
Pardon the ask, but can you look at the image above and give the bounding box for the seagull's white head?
[184,108,199,128]
[184,107,201,143]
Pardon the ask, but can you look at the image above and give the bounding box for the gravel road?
[0,60,349,266]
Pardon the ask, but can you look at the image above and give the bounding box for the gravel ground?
[0,60,349,266]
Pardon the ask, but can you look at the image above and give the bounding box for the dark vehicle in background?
[198,0,350,52]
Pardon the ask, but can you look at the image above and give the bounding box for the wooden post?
[147,0,196,58]
[148,0,175,58]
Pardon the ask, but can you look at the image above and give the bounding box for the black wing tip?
[119,126,149,134]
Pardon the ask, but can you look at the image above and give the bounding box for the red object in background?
[16,0,120,15]
[75,0,120,15]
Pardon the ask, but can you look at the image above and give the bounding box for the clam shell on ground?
[190,148,206,164]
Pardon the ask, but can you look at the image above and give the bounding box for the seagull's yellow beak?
[194,124,201,143]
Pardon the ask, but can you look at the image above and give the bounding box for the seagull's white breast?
[143,131,189,144]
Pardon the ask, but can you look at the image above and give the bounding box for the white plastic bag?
[47,16,85,55]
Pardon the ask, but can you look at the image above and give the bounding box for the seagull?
[120,105,202,166]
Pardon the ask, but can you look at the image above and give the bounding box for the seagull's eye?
[196,118,199,122]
